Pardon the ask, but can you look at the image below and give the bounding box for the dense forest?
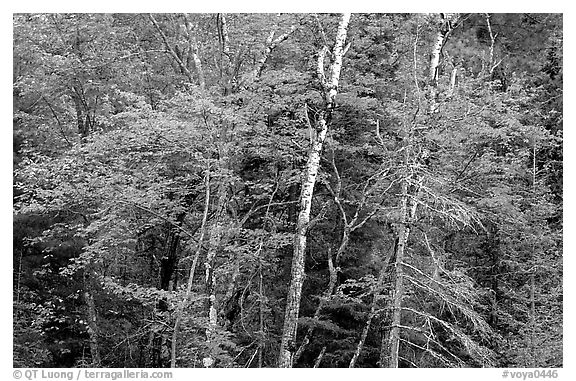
[13,13,563,368]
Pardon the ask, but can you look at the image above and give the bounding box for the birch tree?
[428,13,462,114]
[149,14,205,89]
[278,13,351,368]
[251,15,297,82]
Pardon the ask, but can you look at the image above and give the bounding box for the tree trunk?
[252,20,296,81]
[72,90,90,137]
[484,13,502,76]
[383,196,418,368]
[159,212,186,292]
[149,14,196,85]
[204,183,228,365]
[313,347,326,368]
[487,222,500,328]
[388,230,406,366]
[278,13,351,368]
[171,170,210,368]
[217,13,235,94]
[277,117,328,367]
[182,14,206,90]
[205,230,221,334]
[292,249,338,364]
[447,64,458,98]
[293,172,377,364]
[257,255,265,368]
[219,252,241,329]
[386,184,409,368]
[350,300,376,368]
[529,138,537,367]
[84,271,101,366]
[381,96,420,367]
[428,13,459,114]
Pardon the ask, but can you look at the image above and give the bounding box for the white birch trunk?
[429,32,445,85]
[218,13,234,93]
[278,13,351,368]
[252,23,296,81]
[447,64,458,98]
[182,14,205,90]
[428,14,459,113]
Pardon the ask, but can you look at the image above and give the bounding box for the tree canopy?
[13,13,562,368]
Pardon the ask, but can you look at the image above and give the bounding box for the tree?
[278,13,351,368]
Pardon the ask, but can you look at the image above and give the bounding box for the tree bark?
[447,63,458,98]
[84,271,101,366]
[313,346,326,368]
[381,97,420,367]
[149,14,196,85]
[72,87,90,137]
[252,20,297,81]
[159,212,186,293]
[489,225,501,329]
[293,165,379,364]
[484,13,502,75]
[257,255,265,368]
[278,13,351,368]
[428,13,459,114]
[217,13,234,94]
[292,249,337,364]
[170,169,210,368]
[219,252,241,329]
[203,182,228,365]
[529,138,537,367]
[387,196,409,368]
[182,14,206,90]
[383,194,418,368]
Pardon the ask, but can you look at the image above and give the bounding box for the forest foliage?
[13,13,562,368]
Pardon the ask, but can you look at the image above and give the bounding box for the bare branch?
[313,346,326,368]
[42,96,72,147]
[253,22,297,80]
[149,14,195,84]
[117,199,198,243]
